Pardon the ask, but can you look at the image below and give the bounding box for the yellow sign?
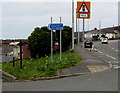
[77,1,91,19]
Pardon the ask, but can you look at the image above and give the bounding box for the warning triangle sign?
[77,2,90,13]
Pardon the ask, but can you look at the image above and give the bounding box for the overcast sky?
[0,0,119,39]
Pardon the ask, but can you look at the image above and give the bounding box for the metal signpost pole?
[83,0,85,47]
[13,57,15,67]
[72,0,74,51]
[51,17,53,63]
[60,17,62,62]
[83,18,85,44]
[78,19,80,44]
[76,11,77,43]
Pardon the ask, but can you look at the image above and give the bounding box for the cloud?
[1,1,118,39]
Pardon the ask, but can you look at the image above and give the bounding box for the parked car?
[101,38,108,44]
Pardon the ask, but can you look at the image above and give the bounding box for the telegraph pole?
[72,0,74,51]
[99,21,101,36]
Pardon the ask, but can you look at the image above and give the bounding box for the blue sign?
[48,23,63,30]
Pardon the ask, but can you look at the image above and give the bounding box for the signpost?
[50,17,53,63]
[9,40,25,69]
[76,1,91,48]
[48,23,63,30]
[48,18,63,63]
[76,1,90,19]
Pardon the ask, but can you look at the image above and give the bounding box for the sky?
[0,0,119,39]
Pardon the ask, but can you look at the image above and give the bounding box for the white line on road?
[106,55,110,57]
[98,51,103,54]
[108,44,120,52]
[96,49,116,60]
[109,56,116,60]
[115,50,118,52]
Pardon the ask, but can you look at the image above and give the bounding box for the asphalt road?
[2,69,118,91]
[95,40,119,61]
[2,40,119,91]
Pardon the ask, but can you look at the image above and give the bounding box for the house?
[85,26,120,39]
[9,41,31,59]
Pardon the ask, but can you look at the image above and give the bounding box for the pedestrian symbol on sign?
[79,3,88,12]
[77,2,90,13]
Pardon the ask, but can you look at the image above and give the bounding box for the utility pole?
[72,0,74,51]
[99,21,101,37]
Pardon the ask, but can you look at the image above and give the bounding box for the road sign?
[48,23,63,30]
[77,1,91,19]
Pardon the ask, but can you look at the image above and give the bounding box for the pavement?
[61,42,111,75]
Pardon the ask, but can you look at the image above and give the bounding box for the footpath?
[61,43,111,75]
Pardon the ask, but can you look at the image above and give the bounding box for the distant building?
[9,41,31,59]
[85,26,120,39]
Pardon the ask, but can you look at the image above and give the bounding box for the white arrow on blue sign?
[48,23,63,30]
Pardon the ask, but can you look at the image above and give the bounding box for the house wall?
[106,33,115,39]
[23,44,31,59]
[13,46,20,59]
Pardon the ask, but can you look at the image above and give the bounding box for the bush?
[92,35,99,41]
[28,26,72,58]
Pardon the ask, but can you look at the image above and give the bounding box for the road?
[2,40,119,91]
[95,40,119,61]
[95,40,119,69]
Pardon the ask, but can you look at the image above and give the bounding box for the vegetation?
[2,52,82,80]
[92,35,99,41]
[101,34,107,38]
[28,26,72,58]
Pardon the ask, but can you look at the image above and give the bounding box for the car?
[84,40,93,48]
[101,38,108,44]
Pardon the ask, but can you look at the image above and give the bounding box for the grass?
[2,52,82,80]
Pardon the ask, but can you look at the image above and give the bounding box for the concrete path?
[61,43,111,75]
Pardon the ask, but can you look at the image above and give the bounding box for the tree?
[28,26,72,58]
[101,34,106,38]
[28,26,51,58]
[92,35,99,41]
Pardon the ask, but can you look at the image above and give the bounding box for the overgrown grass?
[2,52,82,80]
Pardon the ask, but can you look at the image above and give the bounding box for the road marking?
[113,65,120,69]
[96,49,116,60]
[109,56,116,60]
[98,51,103,54]
[115,50,118,52]
[106,55,110,57]
[108,44,120,52]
